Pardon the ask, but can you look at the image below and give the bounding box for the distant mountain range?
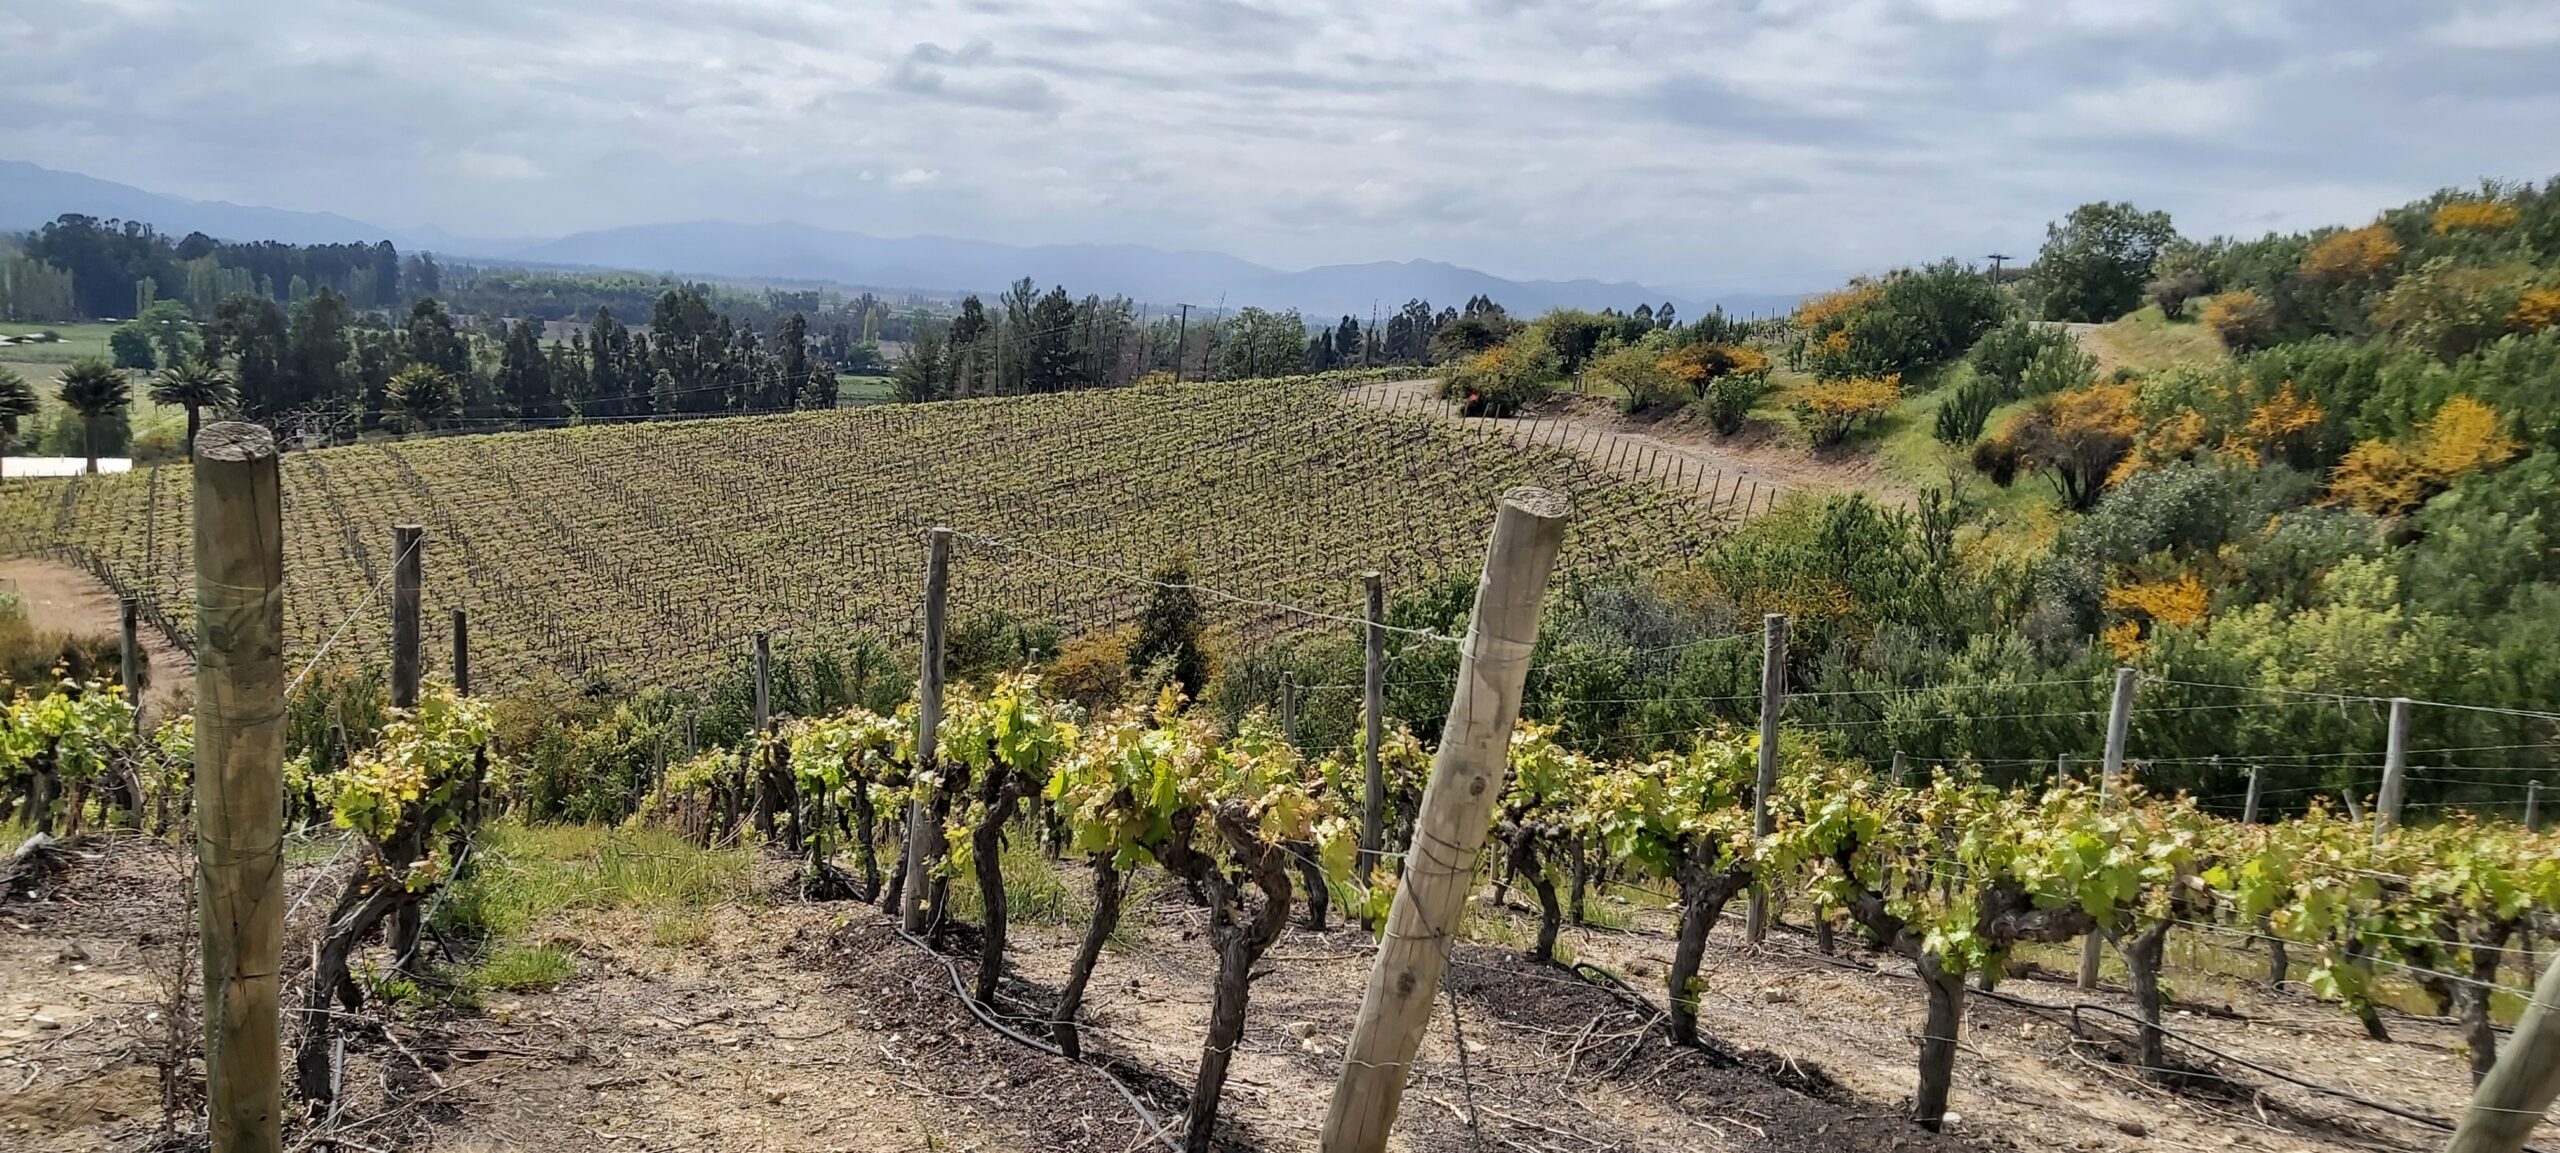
[1,159,1803,319]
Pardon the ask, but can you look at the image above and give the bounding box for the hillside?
[0,375,1726,692]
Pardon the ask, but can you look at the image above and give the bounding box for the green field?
[0,375,1724,691]
[1,322,190,457]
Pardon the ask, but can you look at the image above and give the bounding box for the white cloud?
[2428,5,2560,49]
[0,0,2550,294]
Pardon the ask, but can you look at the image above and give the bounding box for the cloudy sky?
[4,0,2557,294]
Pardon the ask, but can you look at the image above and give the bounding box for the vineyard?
[0,372,1758,693]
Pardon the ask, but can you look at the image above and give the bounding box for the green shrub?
[1934,377,2000,444]
[1705,371,1768,434]
[1441,334,1559,416]
[1968,319,2078,395]
[2017,339,2099,398]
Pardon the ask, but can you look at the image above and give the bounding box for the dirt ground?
[0,557,193,725]
[6,832,2543,1153]
[1345,378,1897,517]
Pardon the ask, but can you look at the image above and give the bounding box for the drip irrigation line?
[887,922,1181,1153]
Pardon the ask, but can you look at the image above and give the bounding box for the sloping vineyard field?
[0,375,1724,691]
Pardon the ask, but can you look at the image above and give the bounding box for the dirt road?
[0,558,192,724]
[1346,377,1892,518]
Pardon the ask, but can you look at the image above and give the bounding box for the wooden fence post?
[1359,570,1385,880]
[2081,666,2136,989]
[194,422,286,1153]
[2377,696,2411,840]
[1280,672,1298,746]
[1320,488,1573,1153]
[450,609,470,697]
[2529,781,2543,832]
[901,528,954,933]
[1743,613,1787,943]
[2242,761,2263,825]
[2445,950,2560,1153]
[390,524,422,709]
[119,596,140,729]
[1890,750,1906,786]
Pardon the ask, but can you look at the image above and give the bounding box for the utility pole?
[1986,253,2011,283]
[1173,303,1190,381]
[1743,613,1787,943]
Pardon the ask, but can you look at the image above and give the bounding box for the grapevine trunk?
[1914,963,1966,1132]
[1053,855,1123,1060]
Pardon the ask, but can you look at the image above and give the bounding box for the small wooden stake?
[901,528,953,933]
[1743,613,1786,943]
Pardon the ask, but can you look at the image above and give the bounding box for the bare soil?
[9,834,2543,1153]
[0,558,193,725]
[1345,378,1897,516]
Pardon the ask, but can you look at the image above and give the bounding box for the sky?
[3,0,2558,295]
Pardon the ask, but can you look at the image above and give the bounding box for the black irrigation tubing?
[2058,1002,2553,1149]
[1788,944,2524,1147]
[888,923,1182,1153]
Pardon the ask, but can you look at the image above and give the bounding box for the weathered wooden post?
[2530,781,2544,833]
[2080,666,2136,990]
[2241,760,2262,825]
[2377,696,2411,840]
[901,528,953,934]
[194,422,285,1153]
[1279,671,1299,746]
[1890,749,1906,786]
[750,631,776,837]
[119,596,140,728]
[2445,950,2560,1153]
[1321,488,1572,1153]
[1359,570,1385,880]
[390,525,422,708]
[385,524,426,967]
[450,608,470,697]
[1743,612,1786,943]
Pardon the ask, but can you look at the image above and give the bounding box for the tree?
[149,356,237,458]
[205,293,291,414]
[136,299,198,366]
[1216,307,1309,380]
[285,287,355,411]
[0,368,38,472]
[384,364,461,434]
[1129,552,1209,696]
[403,297,470,379]
[891,328,947,403]
[108,324,157,371]
[497,319,555,420]
[2032,202,2180,322]
[55,358,131,474]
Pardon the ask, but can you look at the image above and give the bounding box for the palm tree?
[55,358,132,476]
[385,365,461,435]
[149,355,237,459]
[0,367,38,482]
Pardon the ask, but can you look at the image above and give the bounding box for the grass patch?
[943,834,1079,929]
[835,374,897,406]
[472,943,577,992]
[2079,305,2226,376]
[0,322,117,367]
[431,822,753,986]
[649,910,711,948]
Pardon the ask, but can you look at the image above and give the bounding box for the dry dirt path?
[1345,377,1896,519]
[11,834,2534,1153]
[0,558,193,725]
